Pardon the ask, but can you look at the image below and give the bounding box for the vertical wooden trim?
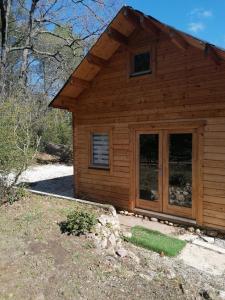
[129,127,136,210]
[196,126,204,225]
[158,131,163,211]
[135,130,139,207]
[192,129,198,219]
[162,130,169,213]
[73,113,79,196]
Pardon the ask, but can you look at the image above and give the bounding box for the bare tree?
[0,0,121,97]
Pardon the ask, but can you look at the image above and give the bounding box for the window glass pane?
[134,52,150,73]
[92,133,109,167]
[139,134,159,201]
[169,133,192,208]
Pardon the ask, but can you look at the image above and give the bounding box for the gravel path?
[18,164,74,197]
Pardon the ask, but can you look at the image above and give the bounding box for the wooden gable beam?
[52,95,77,110]
[123,7,141,28]
[168,30,189,50]
[106,27,128,45]
[123,7,159,38]
[70,76,91,89]
[86,53,108,68]
[205,43,222,65]
[139,15,160,37]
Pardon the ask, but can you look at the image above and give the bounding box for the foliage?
[40,110,72,148]
[0,98,40,203]
[125,226,186,257]
[1,186,27,206]
[59,209,97,236]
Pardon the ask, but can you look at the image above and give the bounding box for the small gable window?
[130,52,151,76]
[91,133,109,168]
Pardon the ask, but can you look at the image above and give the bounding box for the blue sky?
[123,0,225,48]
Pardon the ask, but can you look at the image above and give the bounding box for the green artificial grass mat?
[125,225,186,257]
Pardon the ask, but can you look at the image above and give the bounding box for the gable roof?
[50,6,225,110]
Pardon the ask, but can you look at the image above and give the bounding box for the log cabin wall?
[72,28,225,231]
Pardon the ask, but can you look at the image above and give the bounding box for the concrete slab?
[119,214,225,276]
[178,243,225,276]
[193,239,225,255]
[118,215,178,235]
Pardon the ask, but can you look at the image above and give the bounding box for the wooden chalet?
[50,6,225,231]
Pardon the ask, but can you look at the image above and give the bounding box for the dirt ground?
[0,195,225,300]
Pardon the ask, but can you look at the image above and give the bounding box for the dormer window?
[130,52,151,77]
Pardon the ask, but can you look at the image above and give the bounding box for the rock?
[195,228,201,235]
[167,269,176,279]
[97,215,108,226]
[124,211,129,215]
[160,251,165,257]
[144,216,149,220]
[34,293,45,300]
[159,220,164,224]
[201,236,215,244]
[179,228,186,235]
[109,206,117,217]
[116,248,127,258]
[188,227,195,233]
[138,214,143,218]
[108,234,116,247]
[101,238,108,249]
[123,231,132,239]
[127,251,140,264]
[119,210,125,215]
[150,217,158,222]
[219,290,225,300]
[127,212,134,216]
[199,289,213,300]
[139,273,154,281]
[168,222,173,226]
[207,230,218,237]
[165,220,169,225]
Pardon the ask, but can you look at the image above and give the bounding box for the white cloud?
[189,8,213,19]
[188,22,205,33]
[187,8,213,33]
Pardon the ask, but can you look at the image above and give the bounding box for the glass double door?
[136,129,196,219]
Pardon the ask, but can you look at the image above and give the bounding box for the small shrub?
[59,209,97,236]
[0,185,27,205]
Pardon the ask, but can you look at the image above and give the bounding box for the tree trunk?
[0,0,11,97]
[19,0,39,86]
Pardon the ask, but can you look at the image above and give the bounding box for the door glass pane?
[169,133,192,208]
[139,134,159,201]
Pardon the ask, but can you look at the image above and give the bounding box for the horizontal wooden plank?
[203,202,225,213]
[204,195,225,205]
[204,153,225,161]
[204,181,225,190]
[204,160,225,169]
[203,216,225,228]
[204,139,225,147]
[204,146,225,154]
[204,167,225,176]
[204,174,225,183]
[203,222,225,231]
[204,188,225,197]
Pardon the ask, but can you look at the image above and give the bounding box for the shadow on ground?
[21,175,74,197]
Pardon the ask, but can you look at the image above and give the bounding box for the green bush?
[0,186,27,205]
[40,110,72,149]
[59,209,97,236]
